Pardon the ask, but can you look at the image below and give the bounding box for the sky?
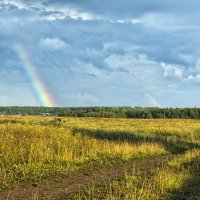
[0,0,200,107]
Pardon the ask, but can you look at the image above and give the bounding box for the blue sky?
[0,0,200,107]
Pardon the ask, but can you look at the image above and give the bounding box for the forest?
[0,106,200,119]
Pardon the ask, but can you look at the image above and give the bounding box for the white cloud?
[39,37,68,50]
[105,53,157,71]
[43,5,98,21]
[186,74,200,82]
[3,0,29,9]
[162,60,200,84]
[71,59,106,77]
[161,62,183,79]
[114,18,141,24]
[104,52,162,93]
[2,0,99,21]
[42,12,66,21]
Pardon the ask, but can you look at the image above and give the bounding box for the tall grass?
[0,116,199,195]
[0,123,167,191]
[67,149,200,200]
[2,116,200,143]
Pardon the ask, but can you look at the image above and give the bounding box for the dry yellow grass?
[0,119,168,191]
[69,149,200,200]
[0,116,199,198]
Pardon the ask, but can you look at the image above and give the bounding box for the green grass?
[0,116,199,199]
[0,123,168,191]
[66,149,200,200]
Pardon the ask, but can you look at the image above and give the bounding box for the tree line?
[1,106,200,119]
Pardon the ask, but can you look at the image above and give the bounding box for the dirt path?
[0,155,174,200]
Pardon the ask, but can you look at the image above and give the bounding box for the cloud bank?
[0,0,200,107]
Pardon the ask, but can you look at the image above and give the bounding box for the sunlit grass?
[0,116,199,197]
[68,149,200,200]
[0,123,167,191]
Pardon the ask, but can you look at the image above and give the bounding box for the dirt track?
[0,155,173,200]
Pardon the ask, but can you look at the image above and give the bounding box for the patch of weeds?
[0,181,12,192]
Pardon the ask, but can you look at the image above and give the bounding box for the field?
[0,116,200,199]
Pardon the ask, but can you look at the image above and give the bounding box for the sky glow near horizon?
[0,0,200,107]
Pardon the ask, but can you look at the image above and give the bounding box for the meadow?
[0,116,199,199]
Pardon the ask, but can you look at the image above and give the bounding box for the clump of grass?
[169,148,200,169]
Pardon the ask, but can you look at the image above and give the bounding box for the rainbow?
[14,44,57,107]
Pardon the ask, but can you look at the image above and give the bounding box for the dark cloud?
[48,0,200,18]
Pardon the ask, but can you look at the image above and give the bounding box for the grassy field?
[0,116,200,199]
[67,149,200,200]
